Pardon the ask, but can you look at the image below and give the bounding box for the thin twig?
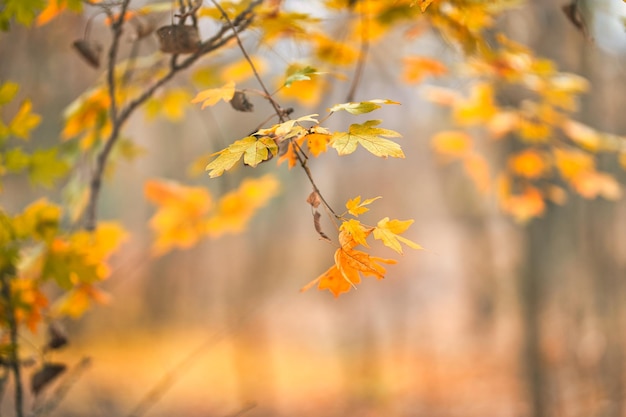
[31,357,92,417]
[345,1,370,102]
[125,307,259,417]
[210,0,287,122]
[83,0,262,230]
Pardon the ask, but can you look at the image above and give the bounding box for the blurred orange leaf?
[145,180,213,255]
[191,81,236,109]
[402,56,447,84]
[508,150,549,179]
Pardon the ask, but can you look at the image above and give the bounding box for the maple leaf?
[402,56,447,84]
[283,66,321,87]
[206,174,280,237]
[328,99,399,115]
[374,217,422,254]
[339,219,372,248]
[302,247,397,298]
[145,179,213,255]
[431,130,472,160]
[191,81,236,109]
[206,136,278,178]
[10,99,41,139]
[331,120,404,158]
[345,195,381,217]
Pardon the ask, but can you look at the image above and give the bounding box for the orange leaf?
[508,150,549,179]
[402,56,447,84]
[36,0,66,27]
[463,153,491,194]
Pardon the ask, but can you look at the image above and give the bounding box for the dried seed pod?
[72,39,102,68]
[156,25,200,54]
[46,322,68,350]
[31,363,67,396]
[230,91,254,112]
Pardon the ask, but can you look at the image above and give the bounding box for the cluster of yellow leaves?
[145,174,280,255]
[426,33,625,222]
[1,199,127,330]
[302,196,421,297]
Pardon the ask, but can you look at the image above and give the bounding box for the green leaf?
[284,66,319,87]
[0,81,19,105]
[206,136,278,178]
[4,147,30,172]
[0,0,46,29]
[331,120,404,158]
[28,148,70,188]
[329,99,400,115]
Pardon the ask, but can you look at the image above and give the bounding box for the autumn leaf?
[10,99,41,139]
[339,219,372,248]
[328,99,400,115]
[302,247,397,297]
[283,66,320,87]
[431,130,472,160]
[206,136,278,178]
[145,180,213,255]
[191,81,236,109]
[374,217,422,254]
[331,120,404,158]
[463,153,491,194]
[345,195,381,217]
[508,150,549,179]
[206,174,280,237]
[454,83,498,125]
[402,56,447,84]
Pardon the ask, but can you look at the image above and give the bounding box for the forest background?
[1,0,626,416]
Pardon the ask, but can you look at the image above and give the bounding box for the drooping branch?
[83,0,263,231]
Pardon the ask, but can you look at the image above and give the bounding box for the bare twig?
[345,1,370,102]
[125,307,259,417]
[31,357,92,417]
[83,0,263,230]
[210,0,287,122]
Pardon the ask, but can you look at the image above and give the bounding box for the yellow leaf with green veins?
[328,99,399,115]
[331,120,404,158]
[374,217,423,254]
[206,136,278,178]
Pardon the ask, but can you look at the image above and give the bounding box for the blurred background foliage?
[1,0,626,416]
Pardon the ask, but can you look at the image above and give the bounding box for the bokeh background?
[1,1,626,416]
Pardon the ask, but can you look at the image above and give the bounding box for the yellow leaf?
[373,217,422,254]
[553,148,594,180]
[206,136,278,178]
[561,119,601,151]
[10,100,41,139]
[191,81,236,109]
[339,219,372,248]
[345,195,381,217]
[454,83,497,125]
[220,57,267,83]
[431,130,472,160]
[331,120,404,158]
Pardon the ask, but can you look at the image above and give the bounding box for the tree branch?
[83,0,262,230]
[0,266,24,417]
